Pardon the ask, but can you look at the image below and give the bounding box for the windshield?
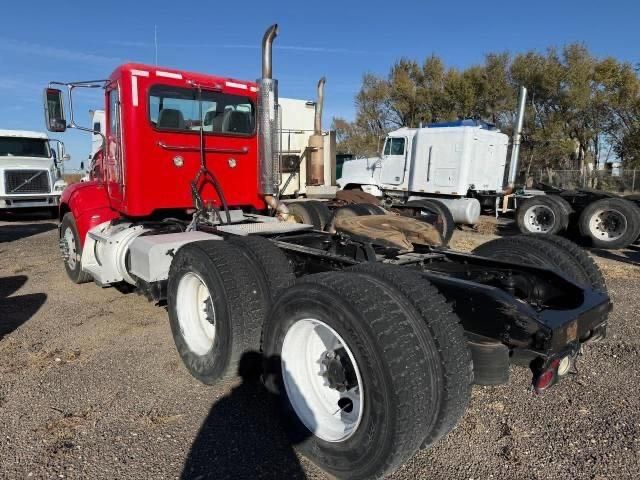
[149,85,254,136]
[0,137,50,158]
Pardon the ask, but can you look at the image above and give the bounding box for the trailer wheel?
[60,213,92,284]
[473,235,605,292]
[405,199,455,246]
[578,197,640,249]
[349,262,472,448]
[262,271,448,480]
[167,241,269,384]
[516,195,566,235]
[286,201,322,229]
[226,235,295,299]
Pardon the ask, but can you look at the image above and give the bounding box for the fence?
[530,169,638,194]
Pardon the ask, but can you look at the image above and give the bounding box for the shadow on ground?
[0,222,57,243]
[0,275,47,340]
[591,244,640,267]
[181,351,312,480]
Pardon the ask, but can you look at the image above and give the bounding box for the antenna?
[154,25,158,65]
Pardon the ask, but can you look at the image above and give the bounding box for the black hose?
[194,85,232,224]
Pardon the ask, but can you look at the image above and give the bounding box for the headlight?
[54,182,67,192]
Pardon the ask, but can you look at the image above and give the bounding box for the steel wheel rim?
[588,208,627,242]
[524,205,556,233]
[281,318,364,442]
[63,227,78,270]
[176,272,216,356]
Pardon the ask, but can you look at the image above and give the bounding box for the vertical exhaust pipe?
[257,24,288,216]
[314,77,325,134]
[505,86,527,192]
[307,77,326,186]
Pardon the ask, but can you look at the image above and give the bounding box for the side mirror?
[62,153,71,161]
[80,161,85,170]
[44,88,67,132]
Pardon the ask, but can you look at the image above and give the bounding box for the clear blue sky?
[1,0,638,170]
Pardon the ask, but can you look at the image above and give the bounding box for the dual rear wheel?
[517,194,640,249]
[167,237,472,480]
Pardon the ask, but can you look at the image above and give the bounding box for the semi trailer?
[44,24,611,480]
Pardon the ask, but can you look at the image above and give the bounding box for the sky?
[0,0,638,170]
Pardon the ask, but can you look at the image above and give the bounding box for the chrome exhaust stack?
[257,24,281,197]
[257,24,288,217]
[505,86,527,193]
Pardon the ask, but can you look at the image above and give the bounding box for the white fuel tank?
[435,198,481,225]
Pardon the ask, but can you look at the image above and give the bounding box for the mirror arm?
[48,80,108,142]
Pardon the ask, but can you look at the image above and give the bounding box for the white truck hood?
[0,156,55,170]
[338,156,382,187]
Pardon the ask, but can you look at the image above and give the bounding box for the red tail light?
[533,358,561,394]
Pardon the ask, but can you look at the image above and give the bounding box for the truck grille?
[4,170,50,194]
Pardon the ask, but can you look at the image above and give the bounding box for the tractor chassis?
[137,225,610,387]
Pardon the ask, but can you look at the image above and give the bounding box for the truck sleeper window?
[149,85,254,136]
[383,137,405,156]
[0,137,50,158]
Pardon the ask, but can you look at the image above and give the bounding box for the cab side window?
[384,138,405,156]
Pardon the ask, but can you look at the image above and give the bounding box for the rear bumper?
[0,194,60,209]
[422,268,611,388]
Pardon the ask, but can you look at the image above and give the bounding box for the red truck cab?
[61,63,264,242]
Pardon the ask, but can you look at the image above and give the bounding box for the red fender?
[60,181,120,246]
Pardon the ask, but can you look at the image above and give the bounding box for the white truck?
[0,129,68,215]
[337,120,510,224]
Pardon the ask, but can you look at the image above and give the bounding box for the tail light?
[532,357,565,394]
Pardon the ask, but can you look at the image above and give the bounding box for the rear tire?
[547,195,572,231]
[405,199,455,246]
[578,197,640,249]
[226,235,295,299]
[526,234,607,293]
[473,235,604,291]
[349,262,472,448]
[304,200,332,230]
[60,213,92,284]
[516,195,566,235]
[358,203,387,215]
[167,241,269,384]
[286,201,322,229]
[262,271,452,480]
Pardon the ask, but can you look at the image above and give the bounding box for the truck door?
[379,137,407,185]
[105,87,124,206]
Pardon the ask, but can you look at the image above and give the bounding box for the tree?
[334,42,640,181]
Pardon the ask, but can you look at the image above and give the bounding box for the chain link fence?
[530,169,639,194]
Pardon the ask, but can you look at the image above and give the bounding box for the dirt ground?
[1,213,639,480]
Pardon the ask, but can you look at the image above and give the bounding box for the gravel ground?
[1,213,639,480]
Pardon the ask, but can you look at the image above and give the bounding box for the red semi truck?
[44,25,611,480]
